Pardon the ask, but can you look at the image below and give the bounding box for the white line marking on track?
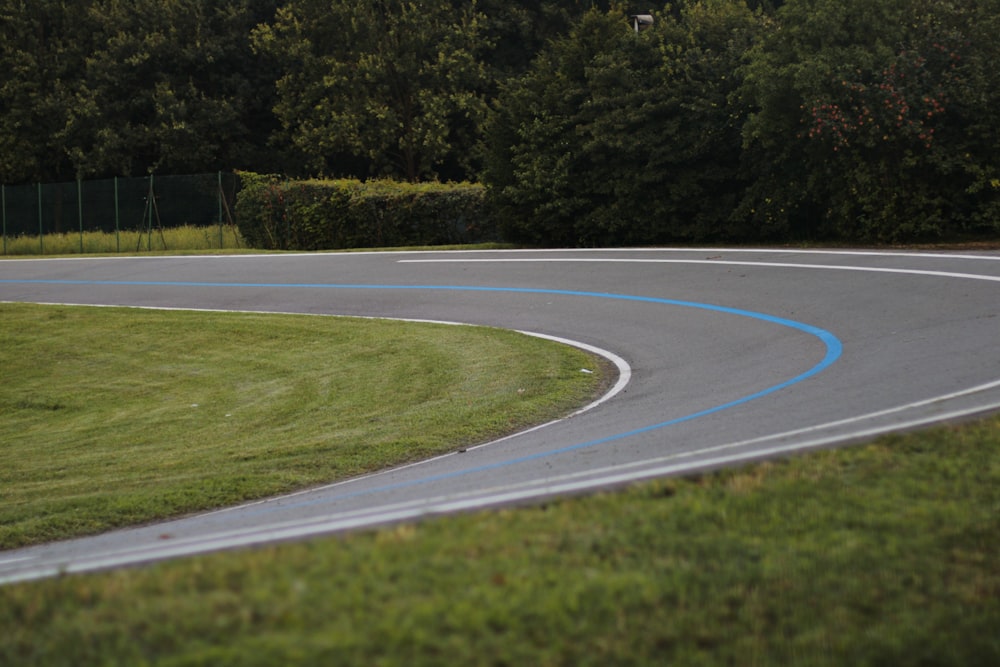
[13,378,998,584]
[399,257,1000,283]
[6,246,1000,263]
[0,557,33,566]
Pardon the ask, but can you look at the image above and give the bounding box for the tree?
[0,0,97,182]
[254,0,490,182]
[484,2,764,246]
[740,0,1000,241]
[0,0,282,182]
[476,0,616,82]
[64,0,280,178]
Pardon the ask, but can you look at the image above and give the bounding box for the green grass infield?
[0,302,606,549]
[1,303,997,665]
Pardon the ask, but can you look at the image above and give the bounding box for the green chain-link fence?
[1,172,240,255]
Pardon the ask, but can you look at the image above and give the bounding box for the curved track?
[2,247,999,583]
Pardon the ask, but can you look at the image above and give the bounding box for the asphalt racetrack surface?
[2,247,999,584]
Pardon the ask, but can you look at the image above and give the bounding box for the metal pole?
[78,178,84,253]
[38,182,43,254]
[2,184,6,255]
[218,171,224,248]
[114,176,121,253]
[147,174,154,251]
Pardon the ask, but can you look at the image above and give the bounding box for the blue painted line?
[2,278,842,505]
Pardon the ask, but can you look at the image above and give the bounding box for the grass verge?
[1,225,246,255]
[0,302,605,548]
[0,224,517,257]
[1,415,997,665]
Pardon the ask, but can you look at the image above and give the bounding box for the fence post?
[2,184,6,255]
[77,178,84,253]
[37,182,43,254]
[147,174,154,251]
[218,171,224,249]
[114,176,121,253]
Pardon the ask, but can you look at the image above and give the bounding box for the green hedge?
[234,173,497,250]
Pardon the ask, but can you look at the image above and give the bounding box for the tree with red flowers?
[742,0,1000,242]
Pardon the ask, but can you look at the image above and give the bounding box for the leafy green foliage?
[234,173,496,250]
[485,0,1000,246]
[252,0,491,182]
[476,0,616,81]
[70,0,280,178]
[3,0,998,246]
[740,0,1000,242]
[0,0,281,181]
[0,0,95,182]
[485,3,764,246]
[0,0,634,186]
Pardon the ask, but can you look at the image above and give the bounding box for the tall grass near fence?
[1,225,244,256]
[1,173,241,256]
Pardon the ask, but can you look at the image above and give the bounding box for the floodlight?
[630,13,654,33]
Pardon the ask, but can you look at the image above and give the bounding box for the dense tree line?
[739,0,1000,242]
[485,2,762,245]
[488,0,999,244]
[0,0,280,182]
[0,0,604,183]
[2,0,997,243]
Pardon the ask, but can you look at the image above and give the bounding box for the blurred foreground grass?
[2,409,997,665]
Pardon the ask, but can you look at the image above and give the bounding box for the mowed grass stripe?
[0,302,605,549]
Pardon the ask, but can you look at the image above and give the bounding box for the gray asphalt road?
[2,247,999,584]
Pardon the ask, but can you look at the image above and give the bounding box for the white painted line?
[399,257,1000,282]
[0,556,33,566]
[4,383,999,586]
[5,247,1000,263]
[463,380,1000,493]
[515,331,631,418]
[191,379,1000,548]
